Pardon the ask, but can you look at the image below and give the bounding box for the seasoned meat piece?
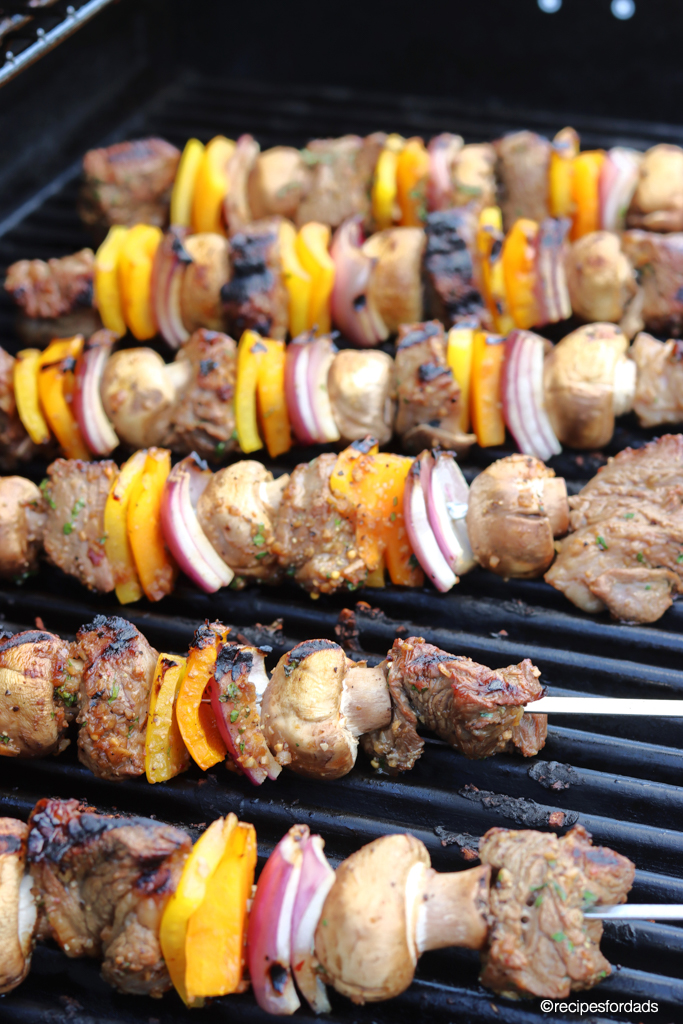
[479,824,634,999]
[212,641,280,782]
[42,460,116,593]
[272,454,367,595]
[622,230,683,336]
[453,142,497,209]
[360,655,424,773]
[0,477,45,581]
[363,227,425,332]
[221,219,288,340]
[0,817,36,995]
[73,616,158,781]
[28,798,189,996]
[423,207,489,328]
[394,321,466,451]
[0,630,73,757]
[327,349,396,446]
[565,231,641,335]
[0,348,37,469]
[180,233,230,333]
[495,131,551,230]
[630,332,683,427]
[168,329,238,458]
[296,135,375,229]
[248,146,312,221]
[197,460,288,581]
[546,434,683,622]
[627,144,683,233]
[79,138,181,230]
[5,249,94,319]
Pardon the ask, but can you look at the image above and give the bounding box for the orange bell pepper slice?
[176,621,229,771]
[118,224,162,341]
[235,330,265,454]
[502,218,541,331]
[38,337,90,460]
[279,220,312,338]
[103,449,146,605]
[191,136,236,235]
[549,127,579,219]
[571,150,606,240]
[160,815,236,1007]
[127,447,177,602]
[14,349,50,445]
[257,338,291,458]
[295,223,334,334]
[471,331,506,448]
[330,443,423,588]
[477,207,515,335]
[94,225,128,336]
[145,653,190,784]
[396,137,430,226]
[446,325,475,433]
[171,138,205,228]
[372,133,404,230]
[185,820,257,1000]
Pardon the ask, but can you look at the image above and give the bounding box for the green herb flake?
[253,524,266,548]
[534,894,544,907]
[623,512,635,519]
[40,479,56,510]
[677,553,683,564]
[56,686,78,707]
[480,711,494,718]
[334,517,342,528]
[409,553,419,569]
[227,682,239,699]
[108,682,120,704]
[596,535,608,551]
[393,496,398,506]
[636,552,645,563]
[598,970,607,979]
[582,890,597,903]
[72,498,85,517]
[552,881,567,901]
[389,511,396,522]
[239,741,245,754]
[127,717,139,737]
[231,428,239,441]
[215,441,226,455]
[62,522,74,535]
[551,931,566,943]
[255,550,269,560]
[230,709,239,723]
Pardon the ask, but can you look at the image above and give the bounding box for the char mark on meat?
[221,219,288,340]
[423,208,488,327]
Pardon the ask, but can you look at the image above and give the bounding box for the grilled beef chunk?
[73,616,158,781]
[394,321,467,451]
[221,219,288,340]
[5,249,94,319]
[630,332,683,427]
[495,131,551,229]
[42,460,116,593]
[0,630,73,757]
[479,824,634,999]
[546,434,683,622]
[565,231,642,335]
[0,348,37,469]
[79,138,181,230]
[212,641,279,782]
[423,208,489,328]
[296,134,382,229]
[362,637,546,772]
[627,144,683,233]
[28,798,189,996]
[272,454,367,595]
[0,477,45,581]
[622,230,683,336]
[168,329,238,458]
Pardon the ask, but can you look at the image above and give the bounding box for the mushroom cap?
[565,231,637,323]
[628,144,683,232]
[327,349,395,446]
[315,833,430,1003]
[196,461,287,580]
[363,228,425,332]
[0,818,34,994]
[0,477,44,579]
[543,322,628,449]
[180,233,230,333]
[100,348,188,448]
[261,640,358,779]
[467,454,568,579]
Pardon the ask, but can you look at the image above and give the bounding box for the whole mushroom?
[327,349,396,446]
[0,818,37,993]
[0,477,45,580]
[100,348,191,448]
[363,228,425,332]
[467,455,569,578]
[627,143,683,233]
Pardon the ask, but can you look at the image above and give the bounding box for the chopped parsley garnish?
[239,741,245,754]
[108,682,120,703]
[230,709,239,723]
[534,893,544,907]
[253,524,266,548]
[56,686,78,707]
[255,550,269,560]
[596,535,608,550]
[127,717,139,737]
[215,441,226,455]
[390,512,396,522]
[551,931,566,943]
[636,552,645,563]
[40,479,56,509]
[623,512,635,519]
[0,734,9,744]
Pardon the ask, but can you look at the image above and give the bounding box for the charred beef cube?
[221,219,288,340]
[495,130,552,229]
[423,207,488,328]
[27,798,190,996]
[79,138,181,230]
[0,630,73,757]
[622,230,683,337]
[394,321,462,445]
[296,134,382,229]
[167,328,239,459]
[479,824,634,999]
[5,249,94,319]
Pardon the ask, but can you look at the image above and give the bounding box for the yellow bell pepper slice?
[170,138,205,228]
[191,136,236,235]
[160,815,236,1007]
[371,133,404,230]
[104,449,146,605]
[549,127,579,219]
[14,349,50,445]
[118,224,162,341]
[330,444,423,588]
[571,150,606,241]
[145,653,190,784]
[176,621,229,771]
[477,207,515,336]
[279,220,312,338]
[127,447,177,602]
[396,137,430,226]
[471,331,506,448]
[235,330,265,454]
[185,820,257,1000]
[446,325,475,433]
[94,226,128,336]
[295,222,335,334]
[256,337,291,458]
[38,337,90,460]
[502,218,541,331]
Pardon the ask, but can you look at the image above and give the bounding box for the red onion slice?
[151,228,192,349]
[73,328,119,456]
[247,825,307,1015]
[285,335,318,444]
[290,833,335,1013]
[403,456,458,593]
[534,218,571,326]
[160,454,234,592]
[600,147,641,232]
[330,217,388,347]
[423,451,475,575]
[503,331,561,461]
[307,335,340,442]
[427,133,461,211]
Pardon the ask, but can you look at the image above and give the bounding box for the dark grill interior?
[1,68,683,1024]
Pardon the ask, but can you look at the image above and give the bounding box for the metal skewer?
[585,905,683,920]
[525,696,683,717]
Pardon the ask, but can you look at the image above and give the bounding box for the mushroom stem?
[542,477,569,538]
[341,664,392,737]
[415,865,491,953]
